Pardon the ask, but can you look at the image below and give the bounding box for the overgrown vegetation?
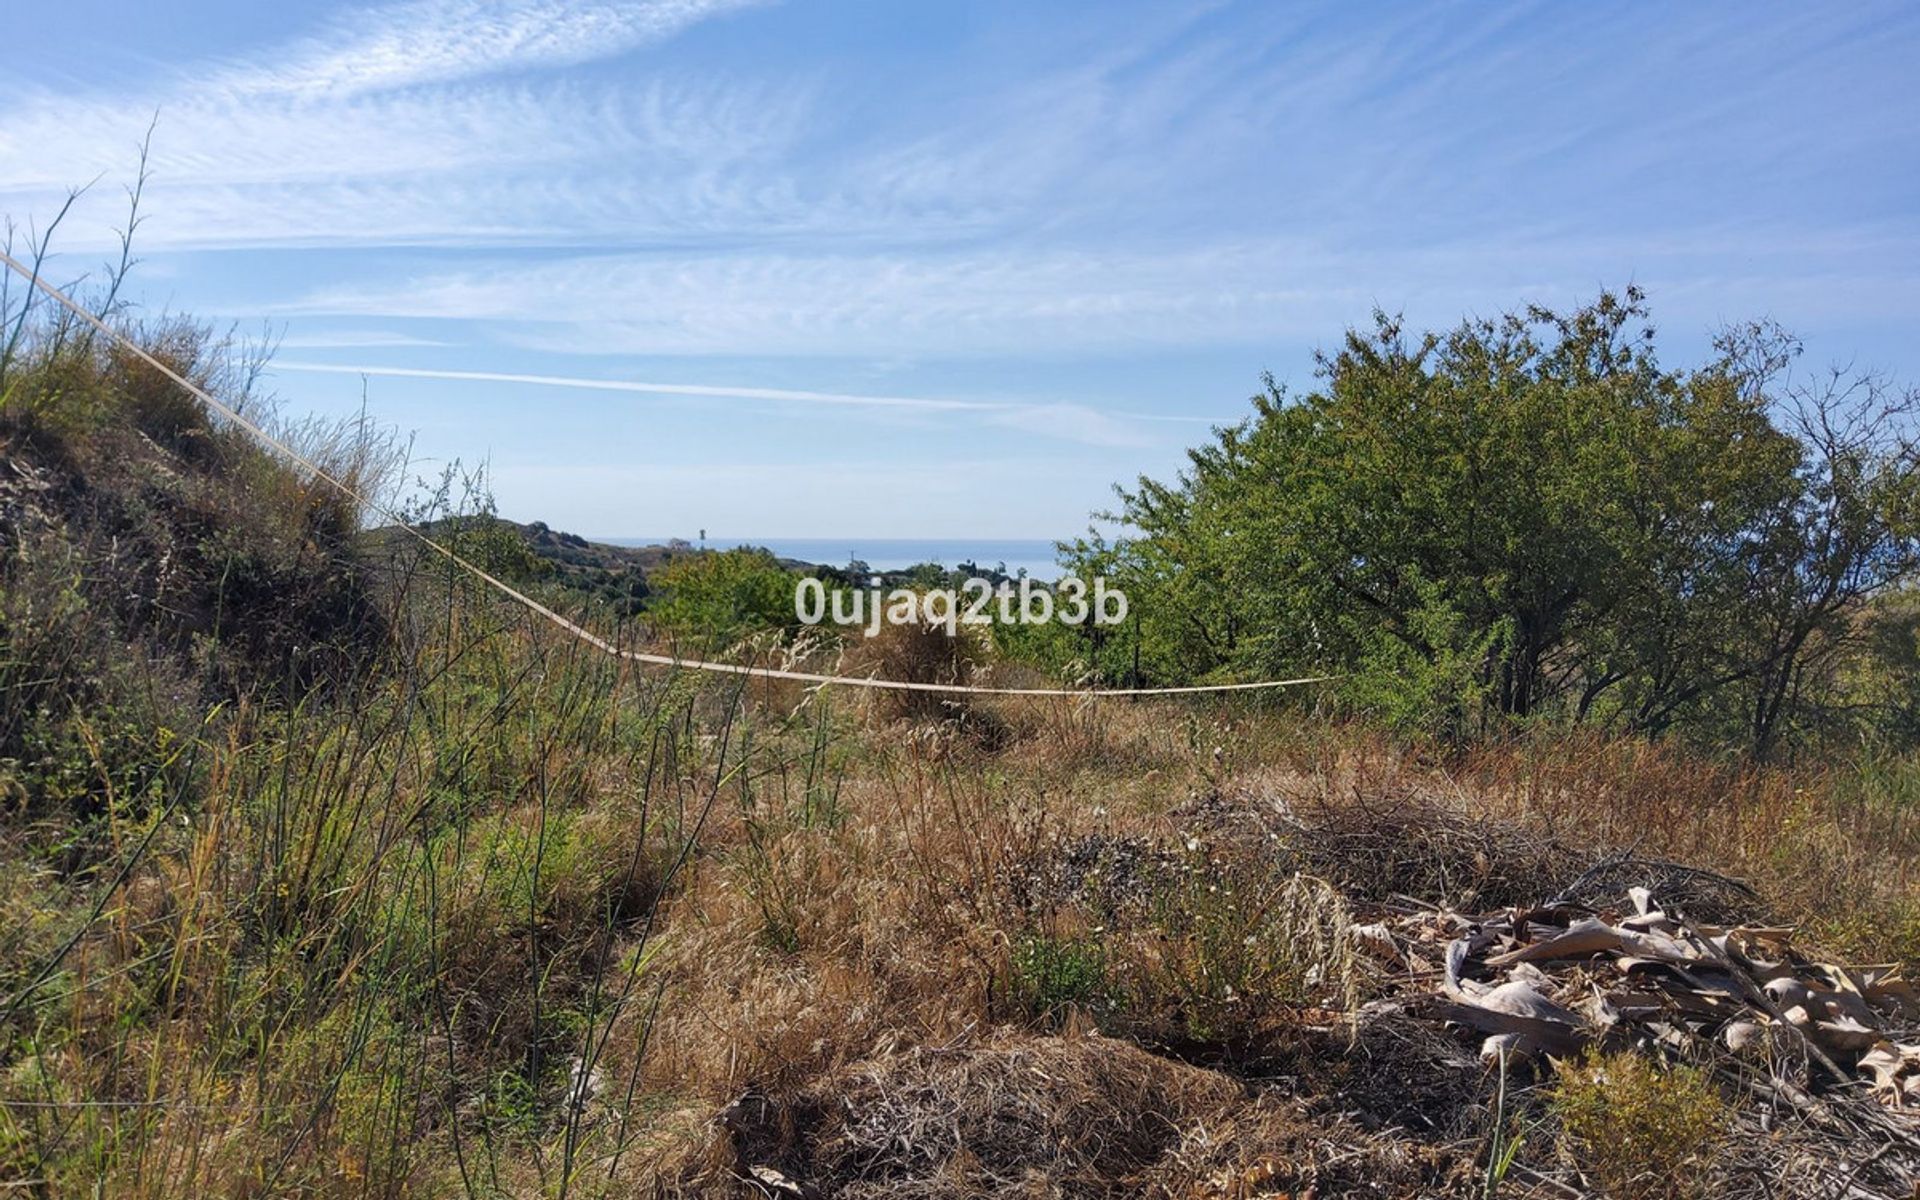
[3,240,1918,1197]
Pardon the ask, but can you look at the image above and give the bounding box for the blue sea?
[602,537,1068,580]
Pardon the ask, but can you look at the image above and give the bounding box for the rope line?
[0,250,1337,698]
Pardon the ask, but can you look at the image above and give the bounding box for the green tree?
[1079,290,1920,753]
[647,547,800,638]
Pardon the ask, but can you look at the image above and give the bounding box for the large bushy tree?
[1070,290,1920,753]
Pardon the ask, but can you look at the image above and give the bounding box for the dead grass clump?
[1174,770,1761,924]
[688,1029,1436,1199]
[106,318,219,453]
[1453,732,1918,961]
[983,693,1188,774]
[844,619,994,732]
[998,824,1365,1063]
[1186,783,1601,912]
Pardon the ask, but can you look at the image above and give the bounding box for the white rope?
[0,250,1337,698]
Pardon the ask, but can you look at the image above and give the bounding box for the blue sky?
[5,1,1917,540]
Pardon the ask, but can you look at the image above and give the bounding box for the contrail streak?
[273,361,1232,424]
[274,362,1004,412]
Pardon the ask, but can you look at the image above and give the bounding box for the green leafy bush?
[647,547,799,638]
[1010,933,1112,1021]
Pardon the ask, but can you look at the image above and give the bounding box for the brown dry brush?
[659,739,1920,1200]
[689,1028,1448,1199]
[0,613,765,1194]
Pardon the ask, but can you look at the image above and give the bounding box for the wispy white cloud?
[277,330,449,349]
[0,0,792,251]
[0,76,817,252]
[271,228,1920,359]
[275,242,1360,355]
[1,78,790,191]
[217,0,762,100]
[0,2,1668,255]
[987,404,1154,449]
[11,0,1909,290]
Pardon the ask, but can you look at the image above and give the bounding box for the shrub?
[1011,933,1112,1021]
[1548,1049,1728,1200]
[1122,861,1358,1051]
[844,615,988,725]
[1089,291,1920,758]
[648,547,798,639]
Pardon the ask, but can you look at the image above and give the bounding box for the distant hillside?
[396,519,829,617]
[409,519,1020,620]
[511,521,816,575]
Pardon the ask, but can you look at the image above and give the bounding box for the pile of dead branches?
[1359,885,1920,1197]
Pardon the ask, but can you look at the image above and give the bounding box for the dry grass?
[681,1027,1439,1199]
[5,604,1919,1197]
[1455,733,1919,962]
[841,618,993,731]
